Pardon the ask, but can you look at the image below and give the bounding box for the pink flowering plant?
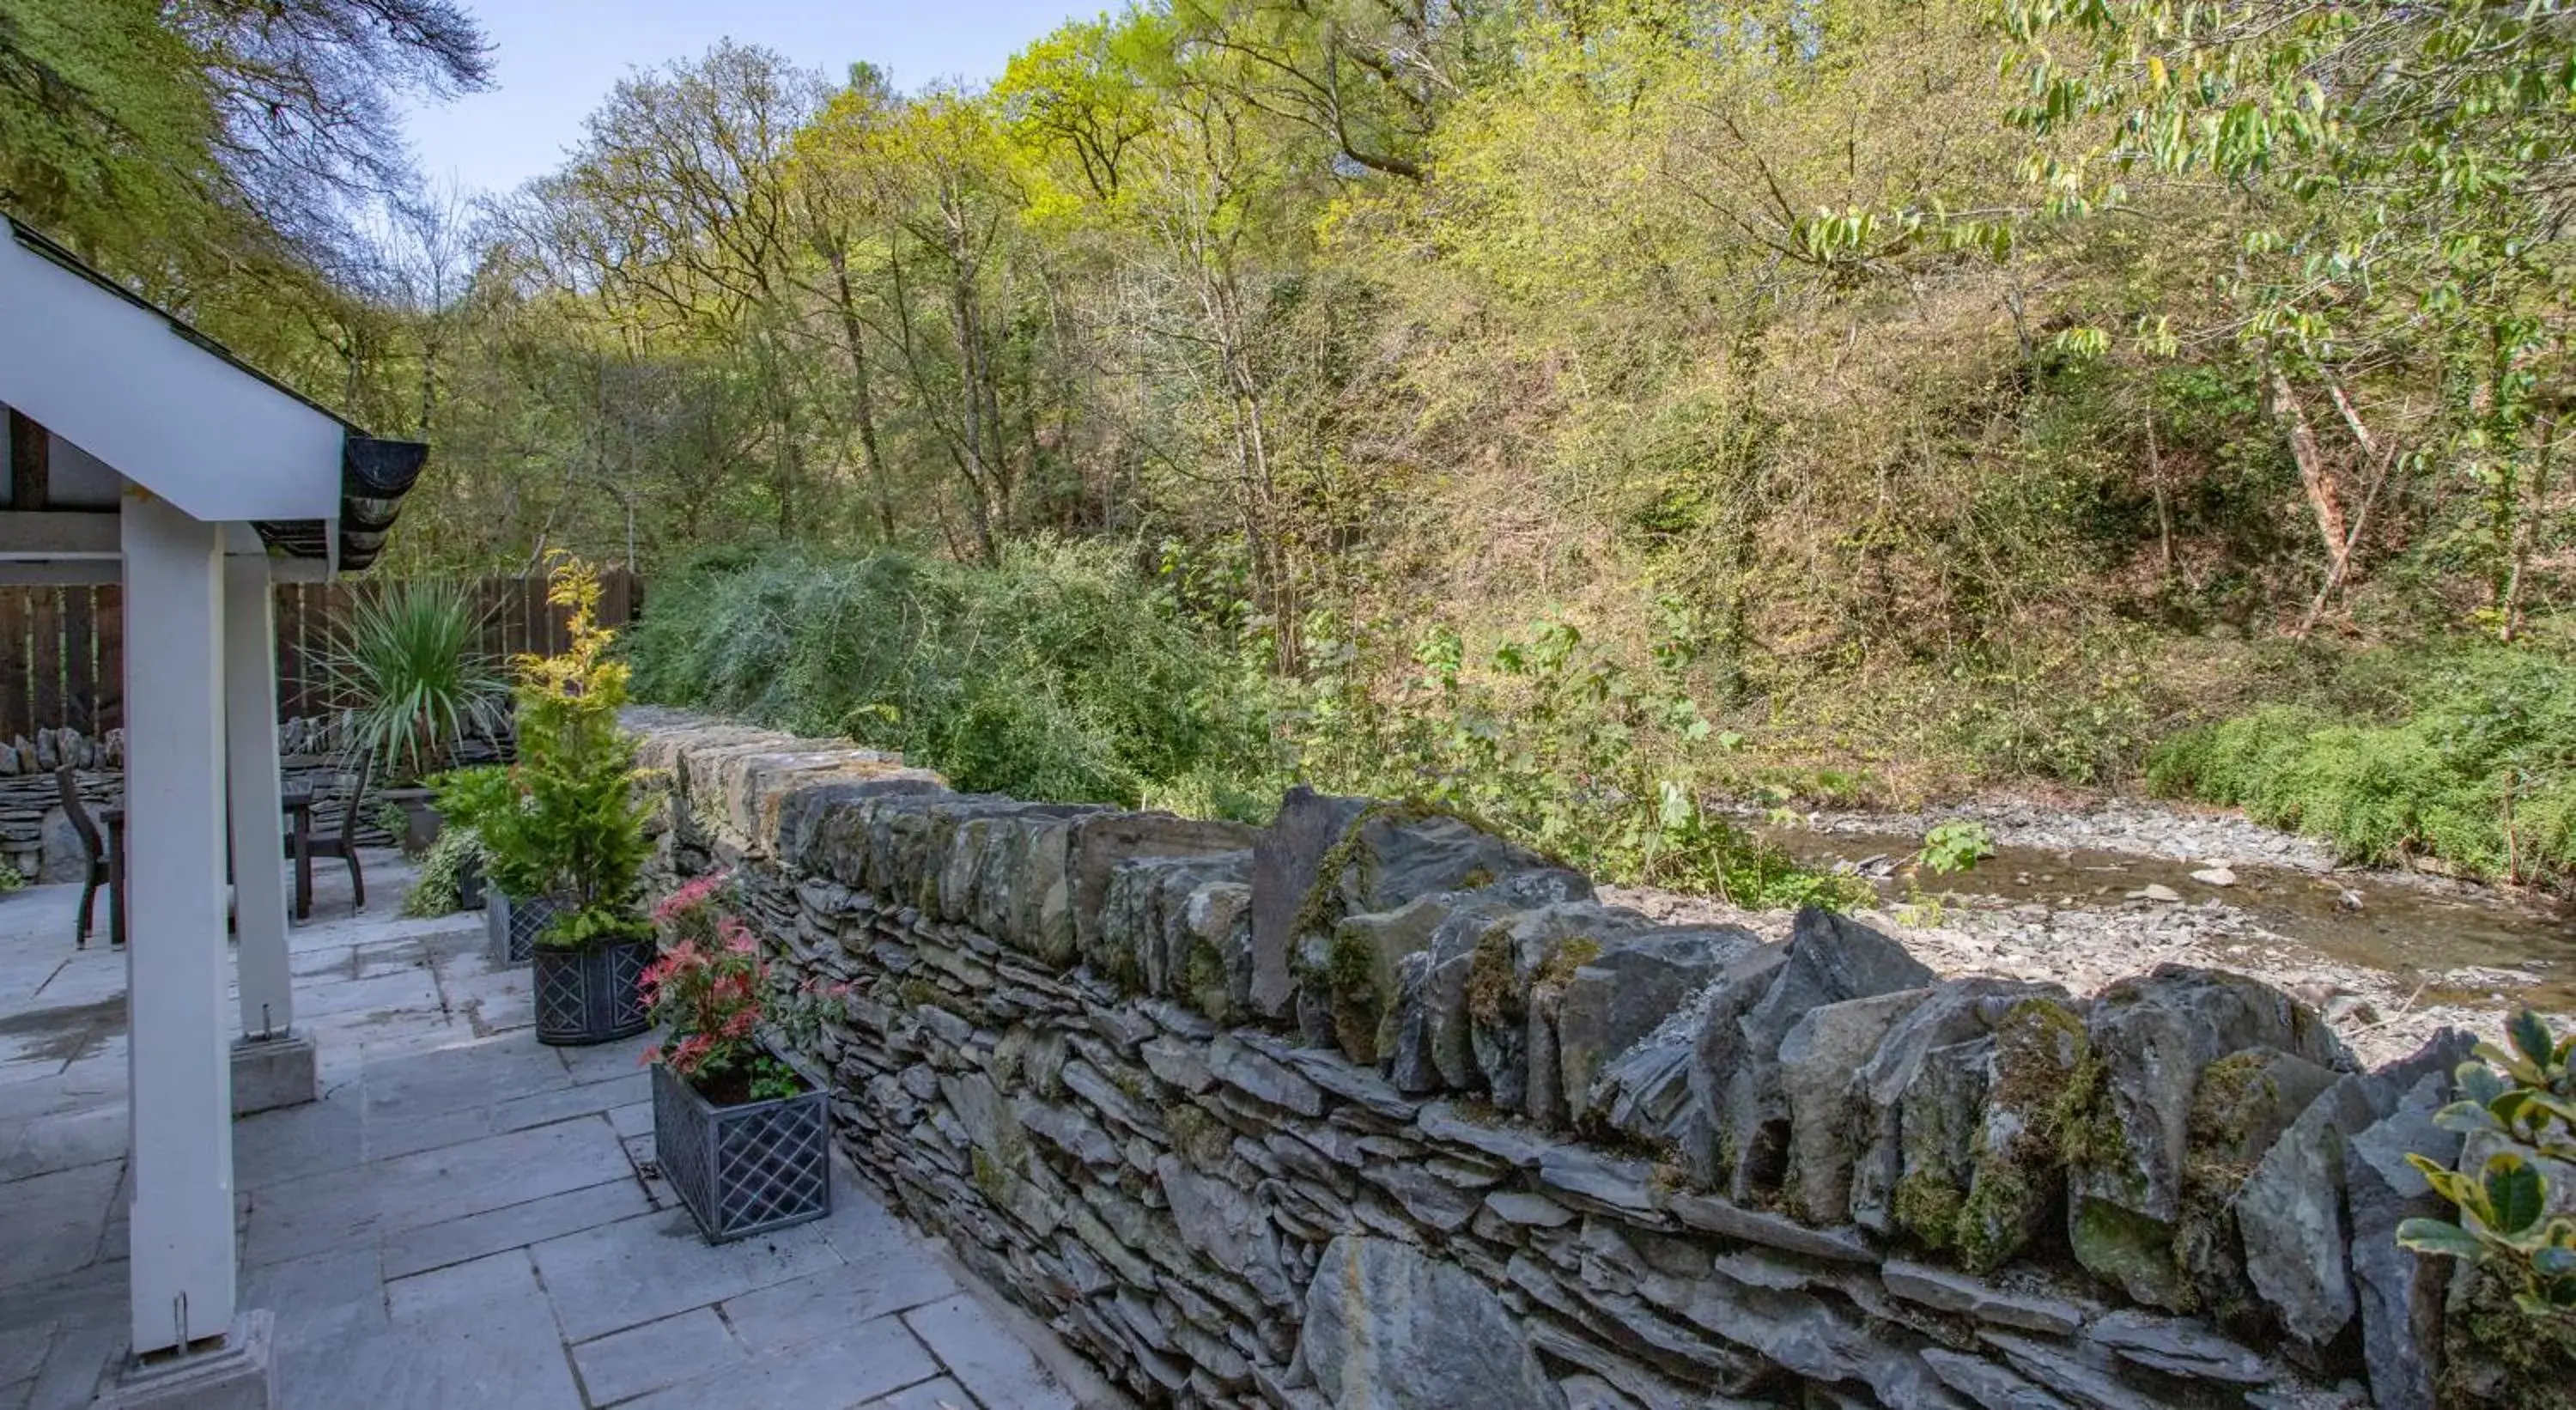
[641,873,844,1104]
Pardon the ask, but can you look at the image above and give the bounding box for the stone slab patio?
[0,852,1113,1410]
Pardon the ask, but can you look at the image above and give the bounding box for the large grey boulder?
[1251,789,1377,1018]
[1775,988,1931,1225]
[1557,927,1758,1128]
[1589,1007,1698,1151]
[1091,852,1253,1005]
[1679,943,1789,1185]
[2063,966,2349,1310]
[2173,1046,2341,1324]
[1844,981,2066,1247]
[1699,909,1931,1199]
[1301,1234,1566,1410]
[1262,793,1574,1044]
[1063,812,1258,969]
[1463,902,1657,1120]
[2233,1071,2381,1346]
[1157,1154,1296,1309]
[1952,994,2091,1273]
[1382,881,1588,1095]
[2347,1073,2458,1410]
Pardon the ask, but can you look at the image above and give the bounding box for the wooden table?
[100,785,319,946]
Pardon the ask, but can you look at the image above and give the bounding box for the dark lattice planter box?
[484,890,562,965]
[652,1052,833,1243]
[532,935,653,1046]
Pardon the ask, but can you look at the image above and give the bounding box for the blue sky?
[403,1,1101,197]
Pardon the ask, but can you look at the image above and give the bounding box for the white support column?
[120,491,236,1356]
[223,550,290,1041]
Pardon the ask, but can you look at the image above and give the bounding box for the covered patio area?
[0,854,1096,1409]
[0,215,1103,1408]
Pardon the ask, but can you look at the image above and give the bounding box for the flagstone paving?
[0,854,1109,1410]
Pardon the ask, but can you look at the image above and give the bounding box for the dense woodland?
[10,0,2576,886]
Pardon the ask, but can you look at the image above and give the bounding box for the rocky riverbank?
[1631,797,2572,1067]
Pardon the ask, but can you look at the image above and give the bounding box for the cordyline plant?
[641,873,844,1104]
[2398,1010,2576,1317]
[325,579,505,787]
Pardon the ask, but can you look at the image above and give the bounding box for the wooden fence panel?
[0,571,638,740]
[60,587,94,729]
[0,593,23,744]
[94,586,122,737]
[274,585,306,720]
[27,590,60,730]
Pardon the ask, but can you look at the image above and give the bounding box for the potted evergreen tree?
[644,872,840,1243]
[512,559,656,1045]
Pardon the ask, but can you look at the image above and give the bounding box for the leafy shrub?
[1291,616,1862,909]
[2398,1010,2576,1402]
[429,764,546,897]
[1917,819,1993,875]
[642,873,843,1103]
[400,825,486,918]
[2147,647,2576,882]
[628,541,1277,817]
[1938,635,2163,786]
[0,861,23,894]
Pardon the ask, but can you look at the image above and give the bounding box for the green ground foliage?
[2148,648,2576,883]
[626,542,1279,816]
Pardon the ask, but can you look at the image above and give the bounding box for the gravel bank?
[1598,884,2538,1067]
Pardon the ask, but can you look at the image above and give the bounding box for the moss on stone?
[2186,1052,2276,1166]
[1952,1160,2036,1274]
[1465,921,1520,1028]
[2070,1196,2193,1312]
[1894,1170,1966,1250]
[2444,1268,2576,1410]
[1287,798,1533,955]
[1992,998,2087,1115]
[1289,803,1412,951]
[1182,939,1230,1022]
[969,1146,1011,1202]
[2053,1042,2129,1176]
[1164,1102,1233,1171]
[1323,921,1378,993]
[1951,999,2087,1274]
[1534,936,1603,993]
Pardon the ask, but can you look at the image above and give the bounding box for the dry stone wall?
[632,709,2484,1410]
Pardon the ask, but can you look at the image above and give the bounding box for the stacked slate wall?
[632,709,2484,1410]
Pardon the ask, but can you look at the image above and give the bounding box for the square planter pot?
[532,934,653,1047]
[483,890,561,965]
[652,1052,833,1243]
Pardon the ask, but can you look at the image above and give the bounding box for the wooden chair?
[293,757,370,919]
[56,765,116,948]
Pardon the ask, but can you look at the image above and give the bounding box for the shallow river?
[1756,826,2576,1010]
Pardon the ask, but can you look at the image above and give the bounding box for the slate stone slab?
[1301,1234,1566,1410]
